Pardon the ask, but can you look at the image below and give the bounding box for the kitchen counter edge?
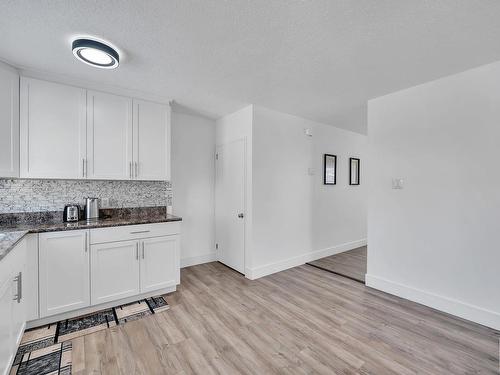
[0,215,182,262]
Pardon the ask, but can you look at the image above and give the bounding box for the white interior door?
[215,139,245,273]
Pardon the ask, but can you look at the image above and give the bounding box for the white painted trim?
[245,239,367,280]
[304,239,367,263]
[181,252,217,268]
[365,274,500,331]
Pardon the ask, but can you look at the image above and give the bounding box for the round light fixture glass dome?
[72,39,119,69]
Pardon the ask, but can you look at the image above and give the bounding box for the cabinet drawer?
[90,222,181,244]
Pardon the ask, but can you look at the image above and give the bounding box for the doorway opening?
[306,245,367,283]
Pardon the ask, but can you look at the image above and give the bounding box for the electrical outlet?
[101,197,110,207]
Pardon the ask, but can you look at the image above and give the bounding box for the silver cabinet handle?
[82,158,85,178]
[142,242,145,259]
[129,162,133,178]
[130,230,150,234]
[135,162,138,178]
[136,242,139,260]
[13,272,22,303]
[18,272,22,302]
[85,232,88,252]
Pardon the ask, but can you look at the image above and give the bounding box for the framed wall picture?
[349,158,360,185]
[323,154,337,185]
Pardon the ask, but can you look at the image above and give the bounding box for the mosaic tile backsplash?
[0,179,172,213]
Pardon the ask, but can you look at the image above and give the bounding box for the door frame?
[215,137,247,275]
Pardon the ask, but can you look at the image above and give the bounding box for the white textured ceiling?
[2,1,500,133]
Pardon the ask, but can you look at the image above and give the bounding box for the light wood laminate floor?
[307,246,367,283]
[72,262,499,374]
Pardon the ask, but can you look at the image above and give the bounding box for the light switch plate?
[392,178,404,189]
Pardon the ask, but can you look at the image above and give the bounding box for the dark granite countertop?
[0,207,181,261]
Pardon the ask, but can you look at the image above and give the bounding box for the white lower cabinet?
[91,240,140,305]
[0,238,27,375]
[39,230,90,318]
[140,236,180,292]
[91,235,180,303]
[29,222,180,325]
[0,278,13,375]
[24,234,39,322]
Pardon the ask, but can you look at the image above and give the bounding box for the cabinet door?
[0,65,19,177]
[133,99,170,181]
[10,239,27,348]
[90,240,140,305]
[0,278,13,375]
[140,235,180,293]
[20,77,86,179]
[0,238,27,373]
[87,91,133,180]
[39,230,90,317]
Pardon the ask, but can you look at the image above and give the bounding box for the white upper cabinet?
[133,99,170,181]
[87,91,133,180]
[17,77,170,181]
[0,65,19,178]
[20,77,86,179]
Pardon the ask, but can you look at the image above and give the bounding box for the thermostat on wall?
[304,128,313,137]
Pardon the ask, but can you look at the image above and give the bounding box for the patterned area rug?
[11,342,72,375]
[10,295,169,375]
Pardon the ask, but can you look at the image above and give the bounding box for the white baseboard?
[245,253,305,280]
[245,239,367,280]
[181,252,217,268]
[366,274,500,331]
[304,239,367,263]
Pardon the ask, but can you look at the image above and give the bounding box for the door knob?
[238,213,244,218]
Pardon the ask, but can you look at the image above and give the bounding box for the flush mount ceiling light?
[72,38,119,69]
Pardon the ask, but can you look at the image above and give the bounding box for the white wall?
[249,106,367,278]
[311,123,367,252]
[367,61,500,330]
[171,111,216,267]
[251,106,313,277]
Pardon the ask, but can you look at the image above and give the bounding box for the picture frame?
[349,158,360,185]
[323,154,337,185]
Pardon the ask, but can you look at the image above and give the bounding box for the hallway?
[307,246,367,283]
